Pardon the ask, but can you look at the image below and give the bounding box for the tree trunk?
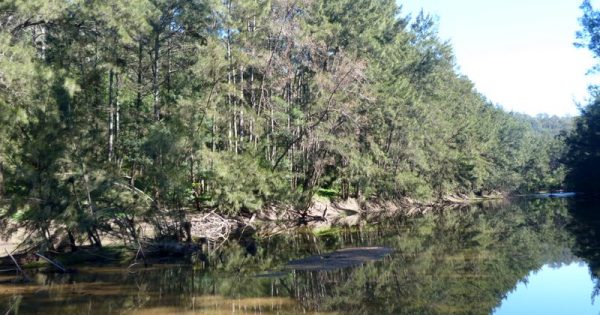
[115,73,120,162]
[152,31,161,121]
[341,178,349,200]
[136,41,143,111]
[190,154,201,212]
[212,114,216,152]
[108,69,114,162]
[353,182,361,199]
[226,0,233,152]
[0,159,4,197]
[67,229,78,252]
[82,163,101,247]
[239,66,244,147]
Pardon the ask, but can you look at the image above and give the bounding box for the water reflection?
[2,198,600,314]
[494,263,599,315]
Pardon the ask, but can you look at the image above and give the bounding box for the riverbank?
[0,194,506,270]
[252,192,507,235]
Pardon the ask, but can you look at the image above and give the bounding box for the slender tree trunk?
[385,125,394,154]
[152,31,161,121]
[167,37,172,107]
[190,155,201,212]
[233,66,238,154]
[0,159,4,197]
[250,64,256,148]
[226,0,233,152]
[115,73,120,162]
[291,139,296,190]
[286,81,291,131]
[270,102,276,162]
[136,41,143,111]
[82,163,101,247]
[108,69,114,162]
[250,11,257,149]
[228,119,233,151]
[239,66,244,146]
[212,114,216,152]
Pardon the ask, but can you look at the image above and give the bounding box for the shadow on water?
[2,198,600,314]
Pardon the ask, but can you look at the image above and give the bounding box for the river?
[1,197,599,314]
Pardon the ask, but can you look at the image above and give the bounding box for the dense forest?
[0,0,571,247]
[564,0,600,194]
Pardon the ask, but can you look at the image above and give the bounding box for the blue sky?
[399,0,600,117]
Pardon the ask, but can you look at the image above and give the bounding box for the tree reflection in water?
[2,198,600,315]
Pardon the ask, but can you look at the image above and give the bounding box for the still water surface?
[494,263,598,315]
[2,198,600,314]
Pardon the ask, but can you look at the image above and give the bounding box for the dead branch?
[35,252,66,273]
[4,249,29,282]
